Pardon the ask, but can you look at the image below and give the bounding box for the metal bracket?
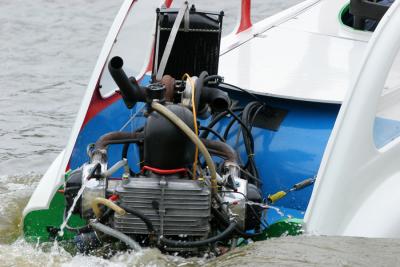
[156,2,189,81]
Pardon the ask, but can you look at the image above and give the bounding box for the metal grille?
[114,177,211,237]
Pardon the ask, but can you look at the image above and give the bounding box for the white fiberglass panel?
[305,1,400,238]
[280,0,371,42]
[218,26,367,103]
[374,49,400,148]
[99,0,160,97]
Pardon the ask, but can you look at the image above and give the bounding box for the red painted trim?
[142,165,187,175]
[81,80,121,129]
[145,45,155,73]
[164,0,173,8]
[237,0,252,33]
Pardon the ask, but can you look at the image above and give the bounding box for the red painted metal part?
[237,0,252,33]
[81,80,121,129]
[145,46,155,73]
[141,165,188,175]
[108,194,119,201]
[164,0,173,8]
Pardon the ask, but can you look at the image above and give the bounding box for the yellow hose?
[91,197,126,218]
[182,73,198,179]
[151,102,218,196]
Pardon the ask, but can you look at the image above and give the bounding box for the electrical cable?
[219,81,264,104]
[159,220,237,248]
[200,107,244,139]
[183,73,199,179]
[240,102,264,187]
[223,111,243,140]
[199,126,226,142]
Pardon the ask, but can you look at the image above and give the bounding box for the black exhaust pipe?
[201,86,230,112]
[108,56,146,109]
[195,71,231,114]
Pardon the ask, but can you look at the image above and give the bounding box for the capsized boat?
[22,0,400,256]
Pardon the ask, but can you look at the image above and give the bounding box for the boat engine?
[63,5,264,256]
[64,56,262,254]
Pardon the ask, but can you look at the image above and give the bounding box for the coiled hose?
[151,102,218,196]
[159,220,238,248]
[90,221,141,251]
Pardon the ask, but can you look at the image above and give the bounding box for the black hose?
[94,131,144,151]
[159,221,238,248]
[108,56,147,109]
[118,204,156,234]
[102,138,143,145]
[240,102,264,188]
[211,208,263,239]
[227,109,255,152]
[239,168,263,184]
[199,126,226,142]
[200,86,230,112]
[200,107,243,139]
[218,82,264,104]
[223,111,243,140]
[201,138,239,163]
[203,74,223,84]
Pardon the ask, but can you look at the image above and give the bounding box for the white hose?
[151,102,218,195]
[90,221,141,251]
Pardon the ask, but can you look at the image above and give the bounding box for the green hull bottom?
[23,192,303,244]
[23,191,86,242]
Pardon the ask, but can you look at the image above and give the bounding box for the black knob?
[146,83,166,103]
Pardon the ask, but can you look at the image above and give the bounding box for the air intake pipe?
[108,56,146,109]
[200,85,230,112]
[195,71,230,114]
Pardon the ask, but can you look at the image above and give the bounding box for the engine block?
[114,176,211,237]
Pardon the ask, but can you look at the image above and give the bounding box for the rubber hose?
[201,138,238,163]
[151,102,218,196]
[90,221,141,251]
[95,131,144,151]
[200,107,244,139]
[211,208,263,239]
[91,197,126,219]
[159,221,237,248]
[118,204,156,234]
[199,126,225,142]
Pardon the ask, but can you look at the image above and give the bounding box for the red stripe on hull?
[237,0,252,33]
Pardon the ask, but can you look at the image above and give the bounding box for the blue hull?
[70,85,340,225]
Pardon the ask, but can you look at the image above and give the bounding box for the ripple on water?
[4,0,399,266]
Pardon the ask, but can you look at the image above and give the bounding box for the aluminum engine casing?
[114,176,211,237]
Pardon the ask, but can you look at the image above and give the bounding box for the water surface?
[1,0,399,266]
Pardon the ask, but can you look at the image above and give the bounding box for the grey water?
[1,0,400,266]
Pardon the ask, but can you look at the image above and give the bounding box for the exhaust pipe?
[201,86,230,112]
[108,56,146,109]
